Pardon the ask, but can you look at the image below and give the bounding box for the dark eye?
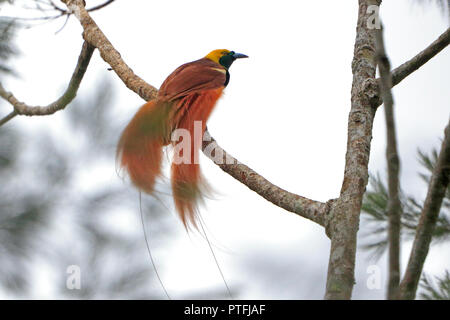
[229,51,235,56]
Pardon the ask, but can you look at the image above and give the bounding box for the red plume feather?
[117,57,226,229]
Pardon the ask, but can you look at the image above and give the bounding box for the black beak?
[233,53,248,59]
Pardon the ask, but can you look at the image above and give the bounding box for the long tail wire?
[140,191,232,300]
[198,215,233,300]
[139,191,171,299]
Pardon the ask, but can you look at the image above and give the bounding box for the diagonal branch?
[398,119,450,300]
[375,27,450,107]
[202,131,329,226]
[0,41,94,126]
[62,0,329,226]
[391,27,450,88]
[375,26,402,300]
[0,111,17,126]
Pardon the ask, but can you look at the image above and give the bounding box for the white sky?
[1,0,449,299]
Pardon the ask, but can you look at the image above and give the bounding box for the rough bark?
[324,0,381,300]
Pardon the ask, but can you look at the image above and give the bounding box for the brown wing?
[158,58,227,101]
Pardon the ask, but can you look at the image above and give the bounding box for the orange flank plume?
[116,49,247,229]
[116,100,172,194]
[171,88,223,228]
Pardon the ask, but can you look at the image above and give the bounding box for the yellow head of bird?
[205,49,248,69]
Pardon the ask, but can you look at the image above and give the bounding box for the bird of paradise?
[117,49,248,229]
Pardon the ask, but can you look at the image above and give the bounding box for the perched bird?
[117,49,247,229]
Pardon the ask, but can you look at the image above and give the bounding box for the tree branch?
[391,27,450,88]
[202,131,329,226]
[374,26,450,107]
[0,41,94,126]
[375,26,402,300]
[61,0,158,101]
[0,110,17,126]
[398,120,450,300]
[86,0,116,13]
[62,0,329,226]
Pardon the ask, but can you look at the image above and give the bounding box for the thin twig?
[391,27,450,87]
[0,111,17,126]
[0,0,115,22]
[375,26,402,300]
[86,0,116,12]
[375,27,450,107]
[0,12,67,21]
[55,13,70,34]
[48,0,67,12]
[0,41,94,126]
